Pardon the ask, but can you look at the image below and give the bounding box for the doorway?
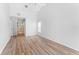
[17,17,25,36]
[10,16,26,37]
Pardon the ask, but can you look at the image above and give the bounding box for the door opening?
[10,16,26,37]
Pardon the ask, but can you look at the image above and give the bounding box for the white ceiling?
[9,3,46,17]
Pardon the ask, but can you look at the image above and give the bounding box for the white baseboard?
[37,34,79,52]
[0,36,11,54]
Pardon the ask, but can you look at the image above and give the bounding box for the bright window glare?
[38,21,42,33]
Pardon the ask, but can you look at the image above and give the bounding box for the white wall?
[37,3,79,51]
[0,3,10,54]
[9,3,37,36]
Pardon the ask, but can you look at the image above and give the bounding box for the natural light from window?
[38,21,42,33]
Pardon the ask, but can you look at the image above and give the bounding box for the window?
[38,21,42,33]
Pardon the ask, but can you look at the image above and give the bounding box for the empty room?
[0,3,79,55]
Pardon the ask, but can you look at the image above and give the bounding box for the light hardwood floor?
[1,35,79,55]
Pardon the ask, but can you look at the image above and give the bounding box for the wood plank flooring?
[1,35,79,55]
